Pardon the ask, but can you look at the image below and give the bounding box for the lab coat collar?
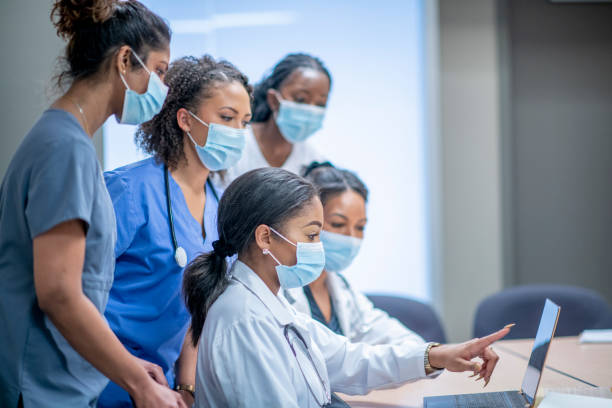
[230,260,293,326]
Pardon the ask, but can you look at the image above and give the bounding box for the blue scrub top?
[98,158,220,407]
[0,109,116,408]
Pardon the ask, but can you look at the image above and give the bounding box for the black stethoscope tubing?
[164,165,219,267]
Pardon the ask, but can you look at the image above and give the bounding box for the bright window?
[103,0,431,301]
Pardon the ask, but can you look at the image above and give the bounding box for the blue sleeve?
[25,140,98,239]
[104,171,144,257]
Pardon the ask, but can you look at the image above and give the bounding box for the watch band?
[174,384,195,398]
[424,342,442,375]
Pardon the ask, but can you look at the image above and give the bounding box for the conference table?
[340,336,612,407]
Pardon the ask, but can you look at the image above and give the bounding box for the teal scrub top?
[0,109,116,407]
[98,158,220,407]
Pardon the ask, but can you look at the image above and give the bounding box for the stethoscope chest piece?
[175,246,187,268]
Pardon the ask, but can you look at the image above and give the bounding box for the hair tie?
[212,239,234,258]
[303,161,335,177]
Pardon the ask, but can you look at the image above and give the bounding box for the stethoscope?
[284,324,331,407]
[164,165,219,268]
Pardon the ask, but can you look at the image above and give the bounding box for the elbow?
[36,284,78,316]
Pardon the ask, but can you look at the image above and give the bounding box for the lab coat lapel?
[230,260,293,326]
[327,272,353,337]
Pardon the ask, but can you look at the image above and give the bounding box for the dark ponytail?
[183,167,318,346]
[51,0,171,88]
[302,161,369,206]
[251,53,332,123]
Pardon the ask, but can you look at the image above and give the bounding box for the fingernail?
[476,374,484,381]
[469,372,478,378]
[484,379,490,387]
[504,323,516,329]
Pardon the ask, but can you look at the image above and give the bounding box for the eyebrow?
[219,106,238,113]
[303,220,322,228]
[329,213,348,220]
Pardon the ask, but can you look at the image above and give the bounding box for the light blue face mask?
[274,94,326,143]
[319,230,362,272]
[119,50,168,125]
[186,111,247,171]
[264,227,326,289]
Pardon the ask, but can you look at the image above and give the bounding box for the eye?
[307,233,319,241]
[295,97,307,104]
[221,115,233,122]
[242,120,250,127]
[330,222,345,229]
[356,225,365,232]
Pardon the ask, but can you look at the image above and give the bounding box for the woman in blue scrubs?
[0,1,187,407]
[99,55,253,407]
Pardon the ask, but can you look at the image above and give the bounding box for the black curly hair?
[251,53,332,123]
[136,55,253,170]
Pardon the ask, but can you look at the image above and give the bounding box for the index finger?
[473,325,513,349]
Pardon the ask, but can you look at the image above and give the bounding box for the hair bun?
[51,0,116,39]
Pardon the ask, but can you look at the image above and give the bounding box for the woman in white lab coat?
[283,162,426,346]
[183,167,512,407]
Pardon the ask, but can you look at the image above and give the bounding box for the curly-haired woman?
[99,55,252,407]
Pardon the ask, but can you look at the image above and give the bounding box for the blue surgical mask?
[319,230,362,272]
[119,50,168,125]
[274,94,326,143]
[264,227,325,289]
[186,111,247,171]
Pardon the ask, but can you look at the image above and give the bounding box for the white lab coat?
[213,128,325,189]
[284,271,426,346]
[196,261,440,408]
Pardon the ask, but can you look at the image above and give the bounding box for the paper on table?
[579,329,612,343]
[538,392,612,408]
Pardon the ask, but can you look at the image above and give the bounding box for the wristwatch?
[424,342,441,375]
[174,384,195,398]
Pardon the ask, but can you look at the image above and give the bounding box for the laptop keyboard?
[454,391,527,407]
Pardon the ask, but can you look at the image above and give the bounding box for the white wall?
[436,0,504,342]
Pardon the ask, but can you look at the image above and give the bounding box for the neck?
[171,138,211,193]
[53,79,115,138]
[252,119,293,166]
[308,270,328,294]
[240,253,281,295]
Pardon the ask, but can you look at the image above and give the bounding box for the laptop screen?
[520,299,561,403]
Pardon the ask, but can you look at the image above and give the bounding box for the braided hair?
[251,53,332,123]
[136,55,253,170]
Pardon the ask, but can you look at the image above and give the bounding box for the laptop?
[424,298,561,408]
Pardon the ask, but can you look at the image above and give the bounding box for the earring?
[262,249,269,255]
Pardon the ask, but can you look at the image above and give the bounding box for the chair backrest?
[366,294,447,343]
[473,284,612,339]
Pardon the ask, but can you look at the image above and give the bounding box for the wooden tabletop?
[340,336,612,408]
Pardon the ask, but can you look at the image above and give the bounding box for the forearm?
[175,329,198,386]
[42,292,149,396]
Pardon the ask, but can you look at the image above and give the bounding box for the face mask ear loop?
[269,227,297,247]
[129,48,151,75]
[187,110,210,128]
[119,70,130,91]
[263,248,282,266]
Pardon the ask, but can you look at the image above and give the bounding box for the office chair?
[473,284,612,339]
[366,294,447,343]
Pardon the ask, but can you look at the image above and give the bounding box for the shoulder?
[104,158,161,196]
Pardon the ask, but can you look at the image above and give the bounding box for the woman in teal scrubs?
[0,1,187,407]
[99,55,253,407]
